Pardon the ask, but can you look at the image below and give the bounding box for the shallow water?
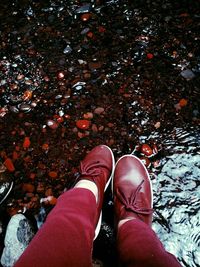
[0,0,200,266]
[152,128,200,267]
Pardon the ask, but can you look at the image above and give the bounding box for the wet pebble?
[22,183,35,193]
[81,13,91,21]
[46,120,59,130]
[76,119,90,130]
[19,104,31,113]
[83,112,93,119]
[75,4,91,14]
[141,144,153,157]
[94,107,104,115]
[23,137,31,149]
[3,159,15,172]
[180,69,195,80]
[63,45,72,54]
[57,72,65,79]
[22,90,32,101]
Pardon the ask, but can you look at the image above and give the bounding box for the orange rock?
[141,144,153,157]
[83,112,93,119]
[4,158,15,172]
[22,183,35,193]
[48,171,58,179]
[87,31,94,38]
[81,13,91,21]
[12,151,19,160]
[76,119,90,130]
[23,137,31,148]
[179,98,188,107]
[48,196,57,205]
[42,143,49,150]
[22,90,32,101]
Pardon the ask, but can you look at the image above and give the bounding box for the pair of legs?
[14,145,181,267]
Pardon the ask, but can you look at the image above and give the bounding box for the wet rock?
[76,119,90,130]
[9,106,19,113]
[48,171,58,179]
[63,45,72,54]
[94,107,105,115]
[3,158,15,173]
[57,71,65,79]
[22,183,35,193]
[75,4,91,14]
[23,137,31,149]
[83,112,93,119]
[46,120,59,130]
[22,90,32,101]
[81,13,91,21]
[19,104,31,113]
[1,214,35,267]
[180,69,195,80]
[141,144,153,157]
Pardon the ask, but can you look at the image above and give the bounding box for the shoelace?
[116,180,153,216]
[79,160,110,181]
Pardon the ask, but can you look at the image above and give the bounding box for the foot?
[112,155,153,227]
[76,145,115,239]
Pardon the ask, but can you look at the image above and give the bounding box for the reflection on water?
[152,127,200,267]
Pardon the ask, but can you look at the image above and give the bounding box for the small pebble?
[81,13,91,21]
[76,119,90,130]
[180,69,195,80]
[63,45,72,54]
[46,120,59,129]
[94,107,104,114]
[83,112,93,119]
[23,137,31,149]
[75,4,91,14]
[141,144,153,157]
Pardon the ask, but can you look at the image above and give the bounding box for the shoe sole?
[111,154,153,208]
[94,145,115,240]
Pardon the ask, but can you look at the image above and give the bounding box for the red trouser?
[14,188,181,267]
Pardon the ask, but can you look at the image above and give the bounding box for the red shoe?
[78,145,115,239]
[112,155,153,226]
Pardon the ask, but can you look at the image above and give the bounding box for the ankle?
[118,217,136,229]
[74,179,98,203]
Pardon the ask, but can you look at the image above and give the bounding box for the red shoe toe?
[112,155,153,226]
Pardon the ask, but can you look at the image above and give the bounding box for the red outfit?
[14,188,181,267]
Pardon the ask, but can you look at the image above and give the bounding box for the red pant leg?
[14,188,97,267]
[117,219,182,267]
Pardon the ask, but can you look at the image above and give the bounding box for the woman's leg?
[117,219,182,267]
[14,145,115,267]
[113,155,182,267]
[14,188,96,267]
